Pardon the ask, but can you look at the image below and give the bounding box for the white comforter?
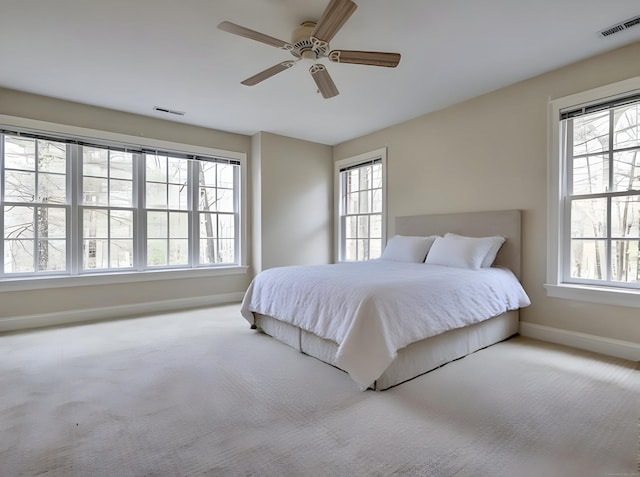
[241,261,530,389]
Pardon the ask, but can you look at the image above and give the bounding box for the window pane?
[5,240,34,273]
[612,150,640,192]
[347,169,359,193]
[357,239,369,260]
[218,214,234,239]
[147,239,167,266]
[217,239,234,263]
[572,111,609,155]
[109,152,133,180]
[37,140,66,173]
[345,239,357,261]
[346,192,358,214]
[370,238,382,259]
[200,238,216,264]
[146,182,167,209]
[199,161,216,187]
[38,172,66,204]
[83,147,109,176]
[110,179,133,207]
[83,177,108,206]
[84,209,108,238]
[372,164,382,189]
[4,206,34,239]
[200,212,216,238]
[168,184,188,210]
[345,216,357,239]
[37,239,66,271]
[146,155,167,181]
[570,239,606,280]
[571,198,607,238]
[572,155,608,195]
[4,170,35,202]
[359,191,370,213]
[358,215,369,239]
[111,210,133,238]
[169,239,188,265]
[40,207,66,238]
[611,196,640,238]
[612,240,640,283]
[4,136,35,170]
[216,189,234,213]
[199,187,216,210]
[147,211,167,238]
[83,239,108,269]
[359,165,372,190]
[110,240,133,268]
[217,164,234,188]
[168,157,188,184]
[614,104,640,149]
[169,212,188,238]
[372,189,382,213]
[370,215,382,239]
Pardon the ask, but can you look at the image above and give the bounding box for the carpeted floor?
[0,304,638,477]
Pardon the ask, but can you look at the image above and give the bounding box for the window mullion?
[70,144,80,275]
[135,153,145,271]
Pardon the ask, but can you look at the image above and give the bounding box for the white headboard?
[395,210,521,278]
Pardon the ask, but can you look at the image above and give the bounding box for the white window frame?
[546,76,640,308]
[334,147,387,262]
[0,114,248,292]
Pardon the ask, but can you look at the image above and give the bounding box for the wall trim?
[0,292,244,333]
[519,321,640,362]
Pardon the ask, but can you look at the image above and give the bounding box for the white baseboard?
[0,292,244,333]
[519,322,640,362]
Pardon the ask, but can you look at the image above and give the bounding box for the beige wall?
[0,88,253,324]
[251,132,333,272]
[334,41,640,343]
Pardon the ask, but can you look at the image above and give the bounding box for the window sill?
[0,266,250,292]
[545,283,640,308]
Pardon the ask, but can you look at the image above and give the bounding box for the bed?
[241,210,530,390]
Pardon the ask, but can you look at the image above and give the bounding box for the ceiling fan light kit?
[217,0,401,99]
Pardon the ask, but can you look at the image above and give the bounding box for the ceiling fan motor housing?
[291,21,327,60]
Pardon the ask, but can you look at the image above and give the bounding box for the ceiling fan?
[217,0,401,99]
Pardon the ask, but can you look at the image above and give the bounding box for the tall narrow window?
[2,135,68,274]
[336,148,386,261]
[81,146,134,270]
[562,96,640,287]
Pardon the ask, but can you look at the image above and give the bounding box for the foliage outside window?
[336,149,386,261]
[1,130,242,279]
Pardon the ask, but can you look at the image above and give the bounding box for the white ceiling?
[1,0,639,146]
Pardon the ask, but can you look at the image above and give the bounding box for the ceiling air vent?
[599,15,640,37]
[153,106,185,116]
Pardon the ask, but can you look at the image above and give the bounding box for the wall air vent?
[599,15,640,37]
[153,106,185,116]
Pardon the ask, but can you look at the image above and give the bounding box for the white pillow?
[425,235,495,270]
[444,233,506,268]
[380,235,437,263]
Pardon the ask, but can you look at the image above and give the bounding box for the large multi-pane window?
[336,149,386,261]
[1,128,242,279]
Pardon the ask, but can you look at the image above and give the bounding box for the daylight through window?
[1,129,242,279]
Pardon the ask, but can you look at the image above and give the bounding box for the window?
[335,148,386,261]
[1,123,244,282]
[547,77,640,307]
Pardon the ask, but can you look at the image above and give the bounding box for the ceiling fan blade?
[309,64,339,99]
[218,21,292,50]
[241,62,295,86]
[329,50,401,67]
[311,0,357,43]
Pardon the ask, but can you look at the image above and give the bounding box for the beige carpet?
[0,304,638,477]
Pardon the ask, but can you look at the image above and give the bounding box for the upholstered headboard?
[395,210,521,278]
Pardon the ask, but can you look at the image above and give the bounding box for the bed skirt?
[253,311,519,390]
